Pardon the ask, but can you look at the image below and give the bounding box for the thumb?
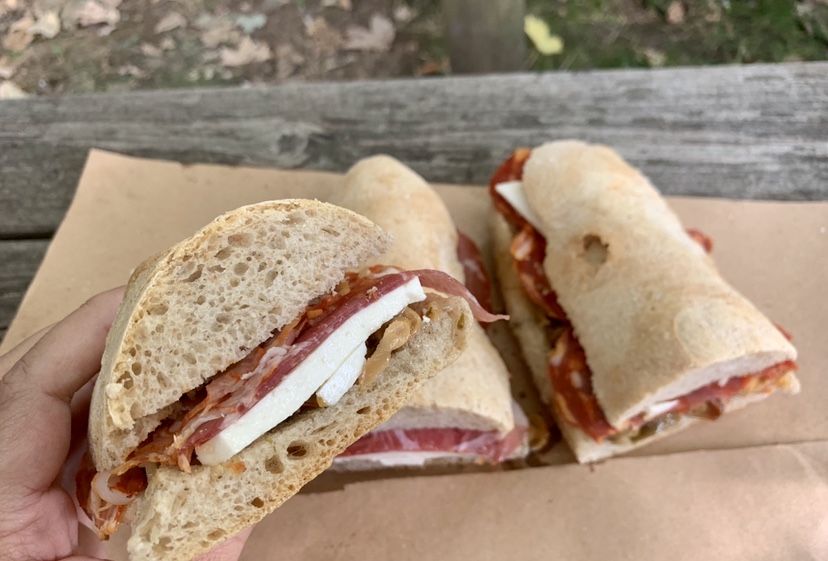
[194,527,253,561]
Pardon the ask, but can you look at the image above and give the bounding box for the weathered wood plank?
[0,239,49,345]
[1,62,827,238]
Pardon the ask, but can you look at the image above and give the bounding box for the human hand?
[0,288,251,561]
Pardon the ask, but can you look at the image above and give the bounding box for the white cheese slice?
[316,342,367,407]
[196,277,427,466]
[494,180,544,232]
[333,451,470,467]
[643,399,679,420]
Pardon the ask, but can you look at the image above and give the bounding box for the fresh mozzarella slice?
[494,180,544,232]
[196,277,427,466]
[316,342,367,407]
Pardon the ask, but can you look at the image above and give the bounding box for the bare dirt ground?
[0,0,447,97]
[0,0,826,98]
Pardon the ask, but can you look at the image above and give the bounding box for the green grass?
[526,0,828,70]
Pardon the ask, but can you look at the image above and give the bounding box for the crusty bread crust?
[90,200,391,470]
[126,294,472,561]
[522,141,798,427]
[330,155,514,435]
[491,156,800,463]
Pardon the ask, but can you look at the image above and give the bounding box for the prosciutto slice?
[456,229,494,315]
[338,424,527,464]
[338,243,523,465]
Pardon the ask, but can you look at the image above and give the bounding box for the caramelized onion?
[91,471,134,506]
[360,308,422,386]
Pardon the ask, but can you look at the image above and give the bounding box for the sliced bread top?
[90,199,390,469]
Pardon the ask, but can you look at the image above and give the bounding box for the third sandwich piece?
[490,140,799,463]
[328,155,530,468]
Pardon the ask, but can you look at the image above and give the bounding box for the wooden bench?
[1,61,827,342]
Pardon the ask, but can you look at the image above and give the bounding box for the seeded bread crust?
[90,199,391,470]
[126,294,472,561]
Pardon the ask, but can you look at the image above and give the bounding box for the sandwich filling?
[490,149,798,446]
[78,265,503,538]
[336,400,529,466]
[334,232,528,466]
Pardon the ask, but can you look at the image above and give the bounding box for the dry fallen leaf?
[200,25,241,48]
[275,43,304,80]
[140,42,162,57]
[10,12,35,32]
[29,10,61,38]
[322,0,351,10]
[76,0,120,27]
[666,0,686,24]
[2,30,33,52]
[304,15,343,54]
[117,64,144,78]
[303,15,324,37]
[0,80,30,99]
[159,36,175,50]
[344,14,395,52]
[524,14,564,56]
[0,56,16,79]
[220,36,271,67]
[393,4,415,23]
[155,11,186,33]
[643,47,667,67]
[1,0,21,16]
[196,14,241,48]
[704,0,722,22]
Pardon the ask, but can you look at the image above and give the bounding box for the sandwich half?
[77,199,497,561]
[490,141,799,463]
[328,156,529,468]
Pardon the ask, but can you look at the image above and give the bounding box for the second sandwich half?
[329,155,530,468]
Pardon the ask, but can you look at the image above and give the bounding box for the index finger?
[2,288,124,403]
[0,288,124,492]
[0,324,54,380]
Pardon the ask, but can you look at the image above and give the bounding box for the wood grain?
[1,62,827,343]
[1,62,826,238]
[0,240,49,344]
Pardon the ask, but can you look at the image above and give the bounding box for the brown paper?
[2,150,827,560]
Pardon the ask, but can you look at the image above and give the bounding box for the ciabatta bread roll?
[490,141,799,463]
[79,199,497,561]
